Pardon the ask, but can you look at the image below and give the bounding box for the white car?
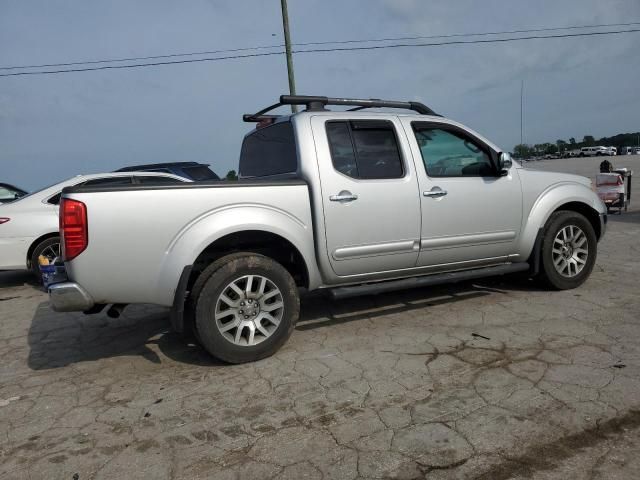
[0,172,190,276]
[580,146,609,157]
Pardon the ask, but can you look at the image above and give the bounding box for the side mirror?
[497,152,513,175]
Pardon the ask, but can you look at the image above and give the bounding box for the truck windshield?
[239,121,297,177]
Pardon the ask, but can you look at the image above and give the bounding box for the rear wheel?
[30,236,60,280]
[539,211,597,290]
[193,253,299,363]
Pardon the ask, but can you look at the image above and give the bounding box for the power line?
[2,21,639,71]
[295,20,640,46]
[1,28,639,78]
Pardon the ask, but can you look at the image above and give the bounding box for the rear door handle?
[330,191,358,202]
[423,188,447,198]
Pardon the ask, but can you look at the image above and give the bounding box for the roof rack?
[243,95,440,122]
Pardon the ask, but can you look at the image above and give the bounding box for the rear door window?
[326,120,404,179]
[239,122,297,177]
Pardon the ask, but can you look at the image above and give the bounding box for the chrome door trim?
[421,231,516,250]
[333,240,419,260]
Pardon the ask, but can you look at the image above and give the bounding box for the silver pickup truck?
[50,95,606,363]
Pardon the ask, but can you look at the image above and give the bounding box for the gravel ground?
[1,156,639,479]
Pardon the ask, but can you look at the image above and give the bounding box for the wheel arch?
[189,230,311,290]
[551,201,602,240]
[155,204,321,303]
[519,183,604,262]
[168,229,312,334]
[26,232,59,267]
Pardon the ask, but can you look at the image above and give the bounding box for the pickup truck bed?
[61,179,317,306]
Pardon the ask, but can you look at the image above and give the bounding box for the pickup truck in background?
[49,95,607,364]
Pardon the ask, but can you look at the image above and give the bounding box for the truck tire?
[186,252,252,342]
[538,211,597,290]
[30,236,61,281]
[193,253,299,363]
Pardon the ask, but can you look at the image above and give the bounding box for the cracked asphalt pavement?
[1,157,640,479]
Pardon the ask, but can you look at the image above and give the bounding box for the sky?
[1,0,639,190]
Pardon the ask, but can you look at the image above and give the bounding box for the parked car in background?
[49,95,607,364]
[580,146,609,157]
[607,147,617,156]
[620,147,635,155]
[0,172,190,278]
[0,183,28,204]
[115,162,220,181]
[565,149,581,158]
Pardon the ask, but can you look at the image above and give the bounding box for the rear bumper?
[48,282,95,312]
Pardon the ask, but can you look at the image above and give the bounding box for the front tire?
[193,253,299,364]
[539,211,597,290]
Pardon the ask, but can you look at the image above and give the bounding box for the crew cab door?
[402,119,523,268]
[311,116,421,277]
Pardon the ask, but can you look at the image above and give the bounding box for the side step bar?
[328,263,530,300]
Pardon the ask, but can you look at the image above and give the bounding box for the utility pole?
[520,80,524,146]
[280,0,297,113]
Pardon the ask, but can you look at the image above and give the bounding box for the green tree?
[583,135,595,146]
[513,143,533,159]
[225,170,238,181]
[556,140,567,153]
[569,137,576,145]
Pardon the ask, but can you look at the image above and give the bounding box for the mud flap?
[169,265,192,333]
[529,227,544,276]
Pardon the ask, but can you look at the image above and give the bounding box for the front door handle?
[330,191,358,202]
[423,188,447,198]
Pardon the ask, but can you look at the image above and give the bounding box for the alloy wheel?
[214,275,284,347]
[552,225,588,278]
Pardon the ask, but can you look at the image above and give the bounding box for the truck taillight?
[60,199,88,261]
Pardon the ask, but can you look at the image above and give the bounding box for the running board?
[328,263,530,300]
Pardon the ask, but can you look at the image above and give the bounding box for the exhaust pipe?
[106,303,127,318]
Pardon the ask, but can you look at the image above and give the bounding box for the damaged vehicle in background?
[48,95,607,364]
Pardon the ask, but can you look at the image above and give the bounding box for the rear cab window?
[239,121,297,178]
